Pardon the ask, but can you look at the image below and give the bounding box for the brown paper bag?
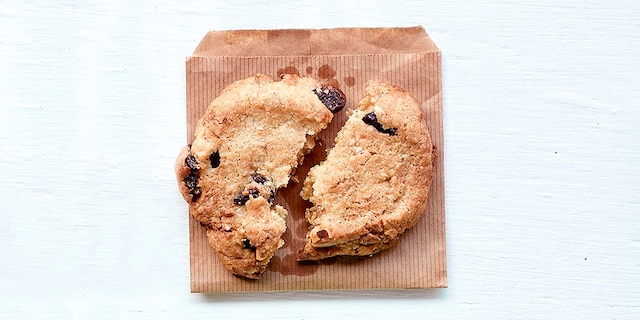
[185,26,446,292]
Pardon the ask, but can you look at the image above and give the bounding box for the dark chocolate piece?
[362,112,397,136]
[313,86,346,114]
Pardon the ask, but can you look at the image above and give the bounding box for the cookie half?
[299,80,435,260]
[176,74,343,278]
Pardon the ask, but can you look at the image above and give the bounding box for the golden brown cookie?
[299,80,435,260]
[176,74,343,278]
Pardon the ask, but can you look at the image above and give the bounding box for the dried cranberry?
[317,230,329,239]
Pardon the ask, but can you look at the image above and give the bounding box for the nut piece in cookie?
[298,80,434,261]
[175,74,336,278]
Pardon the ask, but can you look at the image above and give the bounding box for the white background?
[1,0,639,319]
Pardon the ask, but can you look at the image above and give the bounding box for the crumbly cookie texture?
[176,74,341,278]
[299,80,435,260]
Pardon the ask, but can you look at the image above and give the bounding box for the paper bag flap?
[192,26,439,57]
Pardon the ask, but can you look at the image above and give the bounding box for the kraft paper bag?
[184,26,446,292]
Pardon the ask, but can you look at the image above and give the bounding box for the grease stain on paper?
[317,64,340,88]
[268,254,320,277]
[269,221,322,276]
[277,66,299,78]
[318,64,336,79]
[278,64,347,90]
[344,76,356,87]
[267,141,333,277]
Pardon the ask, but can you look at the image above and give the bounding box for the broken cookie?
[175,74,340,278]
[299,80,435,260]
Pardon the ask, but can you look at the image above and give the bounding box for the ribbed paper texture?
[185,27,446,292]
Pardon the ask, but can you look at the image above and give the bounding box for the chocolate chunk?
[233,194,250,205]
[233,180,275,205]
[362,112,378,126]
[362,112,397,136]
[189,188,201,201]
[385,127,397,135]
[313,86,346,114]
[185,154,200,170]
[184,174,198,190]
[233,188,260,205]
[268,190,275,205]
[185,182,201,201]
[248,188,260,198]
[242,239,256,250]
[252,173,267,184]
[183,154,201,202]
[209,151,220,168]
[183,174,201,202]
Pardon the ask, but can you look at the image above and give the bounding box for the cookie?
[175,74,343,278]
[298,80,435,260]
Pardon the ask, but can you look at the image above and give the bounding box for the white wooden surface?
[1,0,638,318]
